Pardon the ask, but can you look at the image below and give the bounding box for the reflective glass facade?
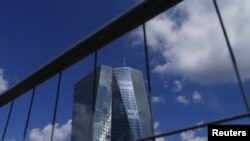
[72,65,152,141]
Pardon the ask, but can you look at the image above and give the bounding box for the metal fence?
[0,0,250,141]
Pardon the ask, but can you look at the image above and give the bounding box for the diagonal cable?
[22,88,36,141]
[213,0,250,111]
[1,100,14,141]
[50,72,62,141]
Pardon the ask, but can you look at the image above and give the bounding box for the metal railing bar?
[1,101,14,141]
[22,88,36,141]
[92,51,98,112]
[0,0,182,107]
[213,0,250,111]
[50,72,62,141]
[142,23,155,141]
[137,112,250,141]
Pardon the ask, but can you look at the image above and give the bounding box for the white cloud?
[173,80,183,92]
[154,121,167,141]
[175,95,190,105]
[0,69,8,94]
[152,95,164,103]
[180,131,207,141]
[197,121,204,126]
[196,121,204,132]
[29,120,72,141]
[175,91,203,105]
[154,122,160,129]
[152,96,161,103]
[133,0,250,84]
[156,137,166,141]
[4,138,16,141]
[192,91,202,103]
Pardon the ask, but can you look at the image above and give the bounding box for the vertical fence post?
[50,72,62,141]
[213,0,250,111]
[92,51,98,112]
[142,23,156,141]
[1,100,14,141]
[22,88,36,141]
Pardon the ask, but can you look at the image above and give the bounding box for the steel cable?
[1,100,14,141]
[22,88,36,141]
[50,72,62,141]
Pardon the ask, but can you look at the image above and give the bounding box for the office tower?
[72,65,153,141]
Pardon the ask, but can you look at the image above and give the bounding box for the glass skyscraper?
[71,65,153,141]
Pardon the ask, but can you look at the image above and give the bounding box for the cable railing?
[1,0,250,141]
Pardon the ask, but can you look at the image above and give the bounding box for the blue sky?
[1,0,250,141]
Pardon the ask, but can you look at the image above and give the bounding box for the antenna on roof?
[123,56,126,67]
